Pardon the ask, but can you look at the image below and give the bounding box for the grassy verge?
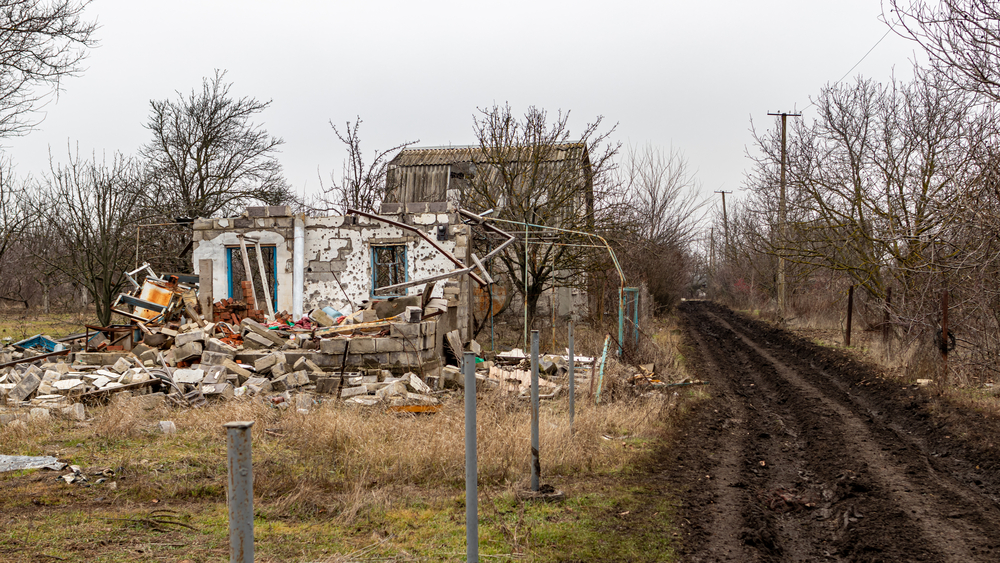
[0,383,700,562]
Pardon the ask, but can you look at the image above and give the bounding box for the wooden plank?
[314,314,403,337]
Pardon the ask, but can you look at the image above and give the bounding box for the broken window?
[227,245,277,307]
[371,245,407,297]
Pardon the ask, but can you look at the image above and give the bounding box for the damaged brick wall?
[191,205,474,342]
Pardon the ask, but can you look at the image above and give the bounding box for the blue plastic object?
[12,334,65,353]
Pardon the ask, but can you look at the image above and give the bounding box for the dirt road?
[669,301,1000,562]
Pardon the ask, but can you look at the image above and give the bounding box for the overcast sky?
[4,0,923,212]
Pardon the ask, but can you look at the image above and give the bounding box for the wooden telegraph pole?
[768,111,801,319]
[715,190,732,256]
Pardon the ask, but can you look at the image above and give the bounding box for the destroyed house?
[383,143,594,220]
[190,205,476,373]
[384,144,593,319]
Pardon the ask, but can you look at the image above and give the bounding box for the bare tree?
[889,0,1000,101]
[315,117,416,214]
[39,149,148,325]
[619,143,705,312]
[468,103,620,329]
[0,0,96,137]
[140,70,295,220]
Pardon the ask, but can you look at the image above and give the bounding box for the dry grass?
[1,381,674,526]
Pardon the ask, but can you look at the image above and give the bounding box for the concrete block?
[243,331,276,350]
[406,372,433,394]
[9,372,41,402]
[60,403,86,421]
[175,329,205,347]
[295,393,314,411]
[129,392,166,410]
[349,338,376,354]
[202,365,227,384]
[375,338,404,353]
[315,377,338,394]
[390,323,420,339]
[205,338,237,355]
[202,382,234,400]
[310,308,336,327]
[111,357,133,374]
[223,359,253,380]
[241,318,286,347]
[340,385,368,398]
[74,352,130,366]
[375,379,407,399]
[270,362,288,378]
[173,368,205,384]
[200,350,233,366]
[246,377,272,393]
[173,341,203,362]
[29,407,50,421]
[291,370,309,387]
[319,338,347,355]
[271,374,289,392]
[254,352,286,372]
[388,352,419,366]
[405,306,422,323]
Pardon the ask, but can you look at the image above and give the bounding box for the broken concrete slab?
[74,352,130,366]
[241,318,286,347]
[245,377,272,393]
[406,372,433,394]
[172,341,204,362]
[9,372,41,402]
[339,385,367,398]
[174,329,205,348]
[111,357,133,374]
[242,331,276,350]
[375,379,407,399]
[60,403,86,421]
[200,350,233,366]
[202,382,234,401]
[254,351,286,372]
[205,338,237,355]
[172,368,205,385]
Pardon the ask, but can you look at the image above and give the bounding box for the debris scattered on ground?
[0,455,66,473]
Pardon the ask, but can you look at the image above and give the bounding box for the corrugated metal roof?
[389,142,588,167]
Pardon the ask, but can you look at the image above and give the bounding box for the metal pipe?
[224,421,255,563]
[846,285,854,347]
[568,320,575,434]
[293,215,305,320]
[463,351,479,563]
[530,330,540,492]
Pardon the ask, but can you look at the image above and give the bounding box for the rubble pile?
[0,297,453,425]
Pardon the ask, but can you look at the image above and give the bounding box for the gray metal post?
[463,352,479,563]
[530,330,540,491]
[224,421,255,563]
[568,320,575,434]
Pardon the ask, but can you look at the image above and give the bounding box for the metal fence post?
[530,330,540,492]
[224,421,255,563]
[463,352,479,563]
[568,320,575,435]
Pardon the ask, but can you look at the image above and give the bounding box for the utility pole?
[715,190,732,256]
[767,110,800,319]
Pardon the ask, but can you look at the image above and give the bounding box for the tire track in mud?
[670,301,1000,562]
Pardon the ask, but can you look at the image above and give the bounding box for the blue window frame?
[227,245,278,306]
[371,245,407,297]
